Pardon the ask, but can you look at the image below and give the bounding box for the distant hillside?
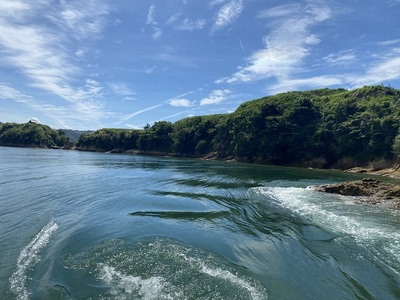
[75,85,400,169]
[62,129,93,142]
[0,122,70,148]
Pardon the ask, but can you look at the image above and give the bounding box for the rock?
[315,178,400,209]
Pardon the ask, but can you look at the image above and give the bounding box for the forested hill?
[76,85,400,168]
[3,85,400,168]
[0,122,70,148]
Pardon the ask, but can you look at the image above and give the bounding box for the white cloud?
[0,1,111,124]
[0,1,30,20]
[0,84,26,100]
[387,0,400,6]
[347,53,400,87]
[108,82,135,96]
[119,104,163,123]
[147,4,157,25]
[146,4,163,40]
[268,47,400,93]
[125,124,143,130]
[217,2,332,84]
[147,109,195,125]
[213,0,244,31]
[200,89,232,106]
[0,21,77,91]
[51,0,110,40]
[323,50,358,66]
[268,76,344,94]
[124,96,136,101]
[175,18,207,31]
[305,2,331,22]
[144,65,157,74]
[166,13,182,25]
[258,3,299,18]
[168,98,195,107]
[75,49,85,58]
[0,83,89,128]
[166,12,206,32]
[378,39,400,46]
[210,0,230,7]
[152,26,163,40]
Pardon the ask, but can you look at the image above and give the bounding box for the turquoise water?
[0,146,399,299]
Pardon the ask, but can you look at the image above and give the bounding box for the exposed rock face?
[315,178,400,209]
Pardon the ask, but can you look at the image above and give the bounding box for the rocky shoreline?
[315,178,400,209]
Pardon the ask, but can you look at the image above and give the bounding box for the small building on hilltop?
[28,117,40,124]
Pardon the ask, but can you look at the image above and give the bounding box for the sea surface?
[0,146,399,300]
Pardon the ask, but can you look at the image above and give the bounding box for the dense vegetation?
[0,122,70,148]
[3,85,400,169]
[63,129,93,142]
[75,85,400,168]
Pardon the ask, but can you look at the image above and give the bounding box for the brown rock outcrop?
[315,178,400,209]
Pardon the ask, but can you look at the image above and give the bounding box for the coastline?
[315,178,400,209]
[3,145,400,208]
[346,166,400,179]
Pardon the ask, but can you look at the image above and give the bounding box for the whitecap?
[199,263,266,300]
[9,219,58,300]
[97,263,179,300]
[252,186,400,270]
[180,253,267,300]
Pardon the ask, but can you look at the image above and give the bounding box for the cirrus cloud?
[216,1,331,84]
[213,0,244,31]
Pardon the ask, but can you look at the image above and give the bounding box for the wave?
[9,219,58,300]
[128,210,229,220]
[62,237,268,299]
[98,264,179,300]
[97,259,266,300]
[251,186,400,271]
[181,254,266,300]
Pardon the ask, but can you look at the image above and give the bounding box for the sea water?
[0,147,399,299]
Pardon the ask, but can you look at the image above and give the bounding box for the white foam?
[9,219,58,300]
[98,264,179,300]
[253,186,400,266]
[180,254,267,300]
[199,263,266,300]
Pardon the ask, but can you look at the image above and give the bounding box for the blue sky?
[1,0,400,130]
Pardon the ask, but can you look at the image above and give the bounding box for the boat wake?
[9,219,58,300]
[62,237,268,299]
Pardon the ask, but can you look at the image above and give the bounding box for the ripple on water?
[60,237,268,300]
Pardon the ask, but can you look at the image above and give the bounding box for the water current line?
[9,219,58,300]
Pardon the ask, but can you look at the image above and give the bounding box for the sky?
[1,0,400,130]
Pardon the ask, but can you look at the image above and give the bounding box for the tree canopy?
[76,85,400,168]
[4,85,400,169]
[0,122,70,148]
